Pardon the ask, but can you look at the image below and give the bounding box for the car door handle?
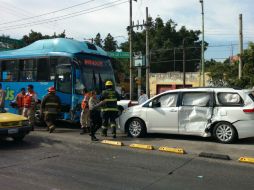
[170,109,177,112]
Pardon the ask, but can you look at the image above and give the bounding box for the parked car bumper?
[0,126,32,138]
[234,120,254,139]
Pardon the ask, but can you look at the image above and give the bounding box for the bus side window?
[37,58,49,81]
[19,59,37,81]
[1,60,19,81]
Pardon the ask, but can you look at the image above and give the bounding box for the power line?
[0,0,95,26]
[0,0,128,32]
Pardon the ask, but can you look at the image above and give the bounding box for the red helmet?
[48,86,56,93]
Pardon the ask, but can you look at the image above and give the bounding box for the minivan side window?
[182,92,211,107]
[217,92,243,106]
[153,93,178,108]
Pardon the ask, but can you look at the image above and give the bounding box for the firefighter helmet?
[48,86,56,93]
[105,80,113,86]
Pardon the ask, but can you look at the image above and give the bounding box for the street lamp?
[199,0,205,86]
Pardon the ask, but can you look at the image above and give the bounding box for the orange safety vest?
[16,93,25,108]
[24,91,36,108]
[81,93,90,110]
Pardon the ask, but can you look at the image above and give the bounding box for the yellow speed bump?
[101,140,123,146]
[239,157,254,164]
[159,146,185,154]
[129,143,154,150]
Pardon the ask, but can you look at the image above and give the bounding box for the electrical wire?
[0,0,95,26]
[0,0,128,32]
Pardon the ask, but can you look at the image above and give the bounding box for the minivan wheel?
[127,118,146,138]
[213,122,237,144]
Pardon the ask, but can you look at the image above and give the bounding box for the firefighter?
[41,86,61,133]
[88,90,104,141]
[80,88,91,134]
[100,80,120,138]
[23,84,38,130]
[13,88,26,115]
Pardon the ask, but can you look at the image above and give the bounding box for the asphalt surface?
[0,127,254,190]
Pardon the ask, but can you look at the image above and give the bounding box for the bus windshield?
[75,55,115,94]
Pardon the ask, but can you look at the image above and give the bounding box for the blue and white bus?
[0,38,116,121]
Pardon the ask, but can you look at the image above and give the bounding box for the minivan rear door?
[178,91,214,135]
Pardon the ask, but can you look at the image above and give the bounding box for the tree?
[119,16,206,73]
[94,33,103,48]
[103,33,117,51]
[22,30,66,46]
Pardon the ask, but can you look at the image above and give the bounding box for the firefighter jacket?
[24,91,38,108]
[100,89,120,112]
[41,93,61,114]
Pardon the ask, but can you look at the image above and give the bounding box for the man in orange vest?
[80,88,91,134]
[23,84,38,130]
[14,88,26,115]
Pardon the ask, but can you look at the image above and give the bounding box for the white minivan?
[119,88,254,143]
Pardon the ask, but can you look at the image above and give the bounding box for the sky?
[0,0,253,61]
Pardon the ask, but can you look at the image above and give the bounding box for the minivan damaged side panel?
[179,106,213,135]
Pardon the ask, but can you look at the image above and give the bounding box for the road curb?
[199,152,231,160]
[129,143,154,150]
[158,146,185,154]
[101,140,124,146]
[239,157,254,164]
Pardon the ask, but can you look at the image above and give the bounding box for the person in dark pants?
[41,87,61,133]
[88,90,104,141]
[100,81,120,138]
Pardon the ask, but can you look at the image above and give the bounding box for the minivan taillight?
[243,108,254,113]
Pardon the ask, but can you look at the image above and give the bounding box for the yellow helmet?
[105,80,113,86]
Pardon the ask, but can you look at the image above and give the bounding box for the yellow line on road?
[239,157,254,164]
[159,146,185,154]
[129,144,154,150]
[101,140,124,146]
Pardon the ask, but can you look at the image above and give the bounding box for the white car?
[119,88,254,143]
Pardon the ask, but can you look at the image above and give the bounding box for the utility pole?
[145,7,150,98]
[129,0,134,100]
[183,39,186,88]
[239,13,243,79]
[200,0,205,86]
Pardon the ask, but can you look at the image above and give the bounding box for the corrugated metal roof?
[0,38,108,59]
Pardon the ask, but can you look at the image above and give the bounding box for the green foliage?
[120,16,205,73]
[103,33,117,51]
[22,30,66,46]
[94,33,103,48]
[206,42,254,88]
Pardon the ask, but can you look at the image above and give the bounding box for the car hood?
[0,113,27,122]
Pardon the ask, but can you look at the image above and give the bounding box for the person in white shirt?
[138,90,148,104]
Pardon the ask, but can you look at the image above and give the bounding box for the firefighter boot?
[101,127,107,137]
[111,124,116,138]
[91,135,99,141]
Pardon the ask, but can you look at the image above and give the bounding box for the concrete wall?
[149,72,210,97]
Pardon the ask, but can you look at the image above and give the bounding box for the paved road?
[0,130,254,190]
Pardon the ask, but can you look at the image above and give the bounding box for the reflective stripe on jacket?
[101,89,118,112]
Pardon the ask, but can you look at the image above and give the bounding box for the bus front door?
[55,65,72,119]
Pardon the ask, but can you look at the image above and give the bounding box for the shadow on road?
[0,134,62,151]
